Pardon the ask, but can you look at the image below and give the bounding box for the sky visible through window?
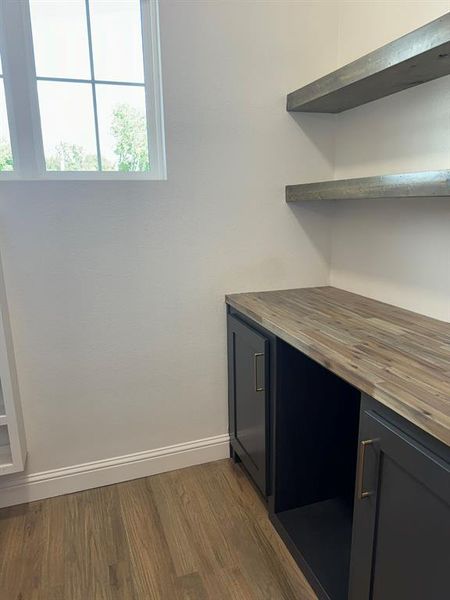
[30,0,150,172]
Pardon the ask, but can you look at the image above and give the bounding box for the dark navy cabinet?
[227,313,271,497]
[349,397,450,600]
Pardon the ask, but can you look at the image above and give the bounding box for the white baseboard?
[0,433,230,509]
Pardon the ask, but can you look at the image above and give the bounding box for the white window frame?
[0,0,166,181]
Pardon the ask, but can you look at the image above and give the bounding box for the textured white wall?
[330,1,450,321]
[0,1,338,475]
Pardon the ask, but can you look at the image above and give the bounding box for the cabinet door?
[228,314,269,496]
[349,409,450,600]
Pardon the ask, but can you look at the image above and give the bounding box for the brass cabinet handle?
[357,439,377,500]
[254,353,264,392]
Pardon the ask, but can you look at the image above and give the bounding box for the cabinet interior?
[273,339,361,600]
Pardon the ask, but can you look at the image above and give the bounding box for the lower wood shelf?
[286,169,450,202]
[273,497,353,600]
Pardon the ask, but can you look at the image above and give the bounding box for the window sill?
[0,171,167,182]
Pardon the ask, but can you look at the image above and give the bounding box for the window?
[0,40,13,172]
[0,1,165,180]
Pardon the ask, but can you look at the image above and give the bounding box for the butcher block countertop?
[226,286,450,447]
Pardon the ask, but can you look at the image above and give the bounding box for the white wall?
[330,1,450,321]
[0,1,338,479]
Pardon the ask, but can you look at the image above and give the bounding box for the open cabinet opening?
[271,340,361,600]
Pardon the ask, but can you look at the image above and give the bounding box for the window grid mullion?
[84,0,102,172]
[36,76,145,88]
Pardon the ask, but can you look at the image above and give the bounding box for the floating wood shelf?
[286,170,450,202]
[287,12,450,113]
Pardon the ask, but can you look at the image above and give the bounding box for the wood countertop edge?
[225,293,450,447]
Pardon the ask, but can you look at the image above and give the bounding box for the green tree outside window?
[0,103,150,173]
[0,139,13,171]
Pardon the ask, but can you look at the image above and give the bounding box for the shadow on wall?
[329,195,450,320]
[284,111,337,274]
[286,199,335,273]
[288,111,337,182]
[334,77,450,177]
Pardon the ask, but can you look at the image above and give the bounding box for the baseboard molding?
[0,433,230,508]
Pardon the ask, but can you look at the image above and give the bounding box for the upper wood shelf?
[286,170,450,202]
[287,12,450,113]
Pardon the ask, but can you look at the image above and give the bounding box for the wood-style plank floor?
[0,459,317,599]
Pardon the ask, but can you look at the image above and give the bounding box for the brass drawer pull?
[254,353,264,392]
[357,439,377,500]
